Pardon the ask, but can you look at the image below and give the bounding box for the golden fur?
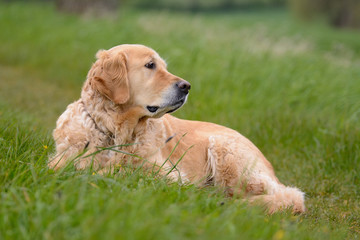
[49,44,305,214]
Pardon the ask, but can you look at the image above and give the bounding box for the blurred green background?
[0,0,359,239]
[53,0,360,28]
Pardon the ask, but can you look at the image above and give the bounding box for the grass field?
[0,2,359,239]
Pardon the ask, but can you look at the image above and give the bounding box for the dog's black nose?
[176,80,191,94]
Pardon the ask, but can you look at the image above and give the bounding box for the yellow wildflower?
[273,229,284,240]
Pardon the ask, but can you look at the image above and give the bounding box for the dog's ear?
[91,50,130,104]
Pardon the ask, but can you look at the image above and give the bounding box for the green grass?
[0,2,359,239]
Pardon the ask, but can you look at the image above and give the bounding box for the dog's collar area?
[84,141,90,150]
[146,106,159,113]
[165,134,176,143]
[81,100,115,142]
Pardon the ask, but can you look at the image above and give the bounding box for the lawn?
[0,2,359,239]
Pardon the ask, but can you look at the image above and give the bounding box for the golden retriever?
[49,44,305,214]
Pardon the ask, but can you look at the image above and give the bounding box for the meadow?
[0,2,359,239]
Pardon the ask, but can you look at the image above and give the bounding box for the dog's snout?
[176,80,191,94]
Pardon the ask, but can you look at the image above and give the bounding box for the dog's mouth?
[166,99,184,113]
[146,106,159,113]
[146,98,186,115]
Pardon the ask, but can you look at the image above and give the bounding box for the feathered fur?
[49,44,305,214]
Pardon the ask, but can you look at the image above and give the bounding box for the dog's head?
[86,44,190,118]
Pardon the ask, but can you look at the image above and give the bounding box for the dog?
[49,44,305,214]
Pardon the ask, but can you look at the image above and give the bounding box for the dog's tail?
[250,185,306,214]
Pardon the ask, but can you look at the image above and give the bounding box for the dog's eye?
[145,61,155,69]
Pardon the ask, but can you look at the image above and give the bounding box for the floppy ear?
[91,50,130,104]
